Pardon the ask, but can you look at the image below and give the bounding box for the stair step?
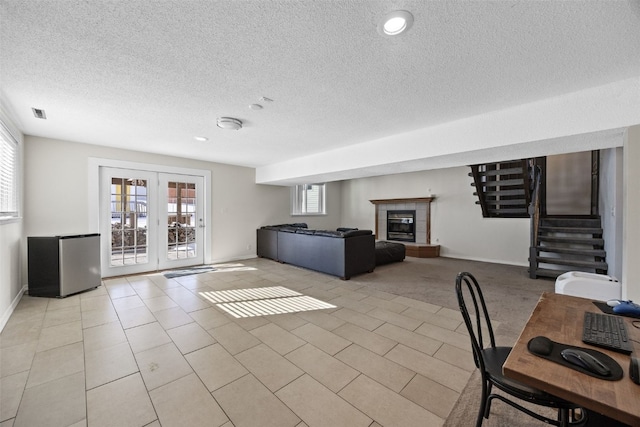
[483,199,527,206]
[480,178,524,187]
[540,217,602,228]
[536,256,608,269]
[539,226,602,234]
[535,246,606,257]
[482,189,525,197]
[537,235,604,246]
[467,167,522,176]
[475,199,527,208]
[479,167,524,177]
[488,208,528,214]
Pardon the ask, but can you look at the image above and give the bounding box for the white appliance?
[554,271,621,301]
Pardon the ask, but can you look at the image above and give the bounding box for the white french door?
[158,173,205,270]
[99,167,205,277]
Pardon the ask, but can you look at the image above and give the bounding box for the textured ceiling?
[1,0,639,184]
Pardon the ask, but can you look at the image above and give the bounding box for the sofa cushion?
[295,228,317,235]
[342,229,373,238]
[262,223,308,230]
[313,230,343,237]
[312,229,372,238]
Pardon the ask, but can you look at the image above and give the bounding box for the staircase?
[469,157,608,280]
[530,216,608,279]
[469,160,531,218]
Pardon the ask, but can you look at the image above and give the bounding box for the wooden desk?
[503,292,640,426]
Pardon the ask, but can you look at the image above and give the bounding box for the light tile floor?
[1,257,493,427]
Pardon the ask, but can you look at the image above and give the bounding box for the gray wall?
[623,126,640,300]
[546,151,592,215]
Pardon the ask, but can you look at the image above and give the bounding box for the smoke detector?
[217,117,243,130]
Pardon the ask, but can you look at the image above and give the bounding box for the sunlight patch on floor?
[216,295,336,318]
[209,263,258,273]
[199,286,336,318]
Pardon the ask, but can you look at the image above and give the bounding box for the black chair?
[455,272,586,427]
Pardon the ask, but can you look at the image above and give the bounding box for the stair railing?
[528,165,542,278]
[521,159,532,205]
[470,165,489,218]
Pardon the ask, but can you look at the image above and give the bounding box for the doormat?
[163,266,216,279]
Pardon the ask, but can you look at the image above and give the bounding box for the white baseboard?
[0,285,27,333]
[209,254,257,264]
[439,254,528,268]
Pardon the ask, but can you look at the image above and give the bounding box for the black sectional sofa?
[256,224,376,280]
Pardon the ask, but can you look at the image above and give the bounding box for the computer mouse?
[560,349,611,376]
[630,356,640,385]
[612,301,640,316]
[607,299,622,307]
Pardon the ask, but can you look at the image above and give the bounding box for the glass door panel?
[100,168,157,277]
[159,174,204,270]
[110,177,149,265]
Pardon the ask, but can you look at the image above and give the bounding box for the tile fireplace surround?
[370,198,434,246]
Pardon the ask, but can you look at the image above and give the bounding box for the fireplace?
[387,210,416,242]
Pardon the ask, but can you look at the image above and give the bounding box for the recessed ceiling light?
[249,104,263,110]
[216,117,243,130]
[194,136,208,142]
[378,10,414,36]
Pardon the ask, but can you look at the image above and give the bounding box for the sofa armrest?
[257,228,278,260]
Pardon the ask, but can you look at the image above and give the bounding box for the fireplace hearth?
[370,197,439,257]
[387,210,416,242]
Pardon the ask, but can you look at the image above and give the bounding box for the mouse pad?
[593,301,640,319]
[527,336,623,381]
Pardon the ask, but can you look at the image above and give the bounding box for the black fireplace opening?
[387,210,416,242]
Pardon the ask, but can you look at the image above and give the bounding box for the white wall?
[22,136,342,282]
[623,126,640,300]
[340,166,530,265]
[600,147,624,280]
[0,104,24,332]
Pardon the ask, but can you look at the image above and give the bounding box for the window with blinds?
[0,121,19,218]
[291,183,326,215]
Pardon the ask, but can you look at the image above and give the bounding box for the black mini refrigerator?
[28,233,102,297]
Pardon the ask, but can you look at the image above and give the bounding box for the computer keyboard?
[582,311,633,354]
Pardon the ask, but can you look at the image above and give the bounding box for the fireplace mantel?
[369,197,434,205]
[369,197,437,256]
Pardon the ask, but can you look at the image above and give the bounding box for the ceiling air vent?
[32,108,47,119]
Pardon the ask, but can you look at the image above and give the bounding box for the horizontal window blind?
[0,121,18,217]
[291,183,325,215]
